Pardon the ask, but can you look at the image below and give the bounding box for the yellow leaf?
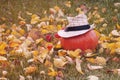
[33,50,39,57]
[99,35,110,42]
[57,25,62,31]
[31,14,40,24]
[55,41,62,49]
[116,23,120,30]
[86,58,96,64]
[54,6,60,11]
[41,29,49,34]
[48,67,57,76]
[35,38,43,44]
[0,50,6,55]
[11,30,21,37]
[19,29,25,35]
[37,48,48,63]
[24,66,37,74]
[67,49,81,58]
[0,42,7,50]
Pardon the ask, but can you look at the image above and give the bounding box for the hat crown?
[67,13,89,27]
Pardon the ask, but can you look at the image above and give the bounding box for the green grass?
[0,0,120,80]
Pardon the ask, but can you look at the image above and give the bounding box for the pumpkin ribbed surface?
[60,30,99,50]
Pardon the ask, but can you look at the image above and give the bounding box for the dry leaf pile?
[0,1,120,80]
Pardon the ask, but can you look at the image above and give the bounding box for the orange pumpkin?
[60,30,98,50]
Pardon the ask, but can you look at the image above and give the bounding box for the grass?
[0,0,120,80]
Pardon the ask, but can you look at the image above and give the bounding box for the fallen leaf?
[86,58,96,64]
[53,57,67,68]
[87,64,103,70]
[84,52,97,58]
[31,14,40,24]
[0,77,8,80]
[44,60,53,67]
[95,57,106,65]
[116,23,120,30]
[19,75,25,80]
[58,49,67,56]
[24,66,37,74]
[67,49,81,58]
[114,3,120,7]
[0,56,7,62]
[48,67,57,76]
[2,70,8,77]
[65,56,74,64]
[111,30,120,37]
[75,58,84,75]
[87,75,99,80]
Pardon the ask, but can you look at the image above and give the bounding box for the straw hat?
[58,13,93,38]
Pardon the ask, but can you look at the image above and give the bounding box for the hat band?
[65,25,90,32]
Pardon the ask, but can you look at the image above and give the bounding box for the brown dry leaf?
[9,41,20,48]
[19,21,26,25]
[2,70,8,77]
[0,77,8,80]
[28,28,41,40]
[53,57,67,68]
[95,57,106,65]
[75,58,84,75]
[44,59,53,67]
[58,49,67,56]
[112,57,120,62]
[87,75,99,80]
[111,30,120,37]
[107,69,120,76]
[64,1,71,8]
[102,8,107,13]
[24,66,37,75]
[114,3,120,7]
[87,64,103,70]
[0,56,7,62]
[65,56,74,64]
[19,75,25,80]
[111,69,120,76]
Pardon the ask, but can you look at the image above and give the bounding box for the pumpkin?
[60,30,99,50]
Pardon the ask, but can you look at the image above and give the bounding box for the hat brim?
[58,26,93,38]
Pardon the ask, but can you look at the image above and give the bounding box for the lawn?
[0,0,120,80]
